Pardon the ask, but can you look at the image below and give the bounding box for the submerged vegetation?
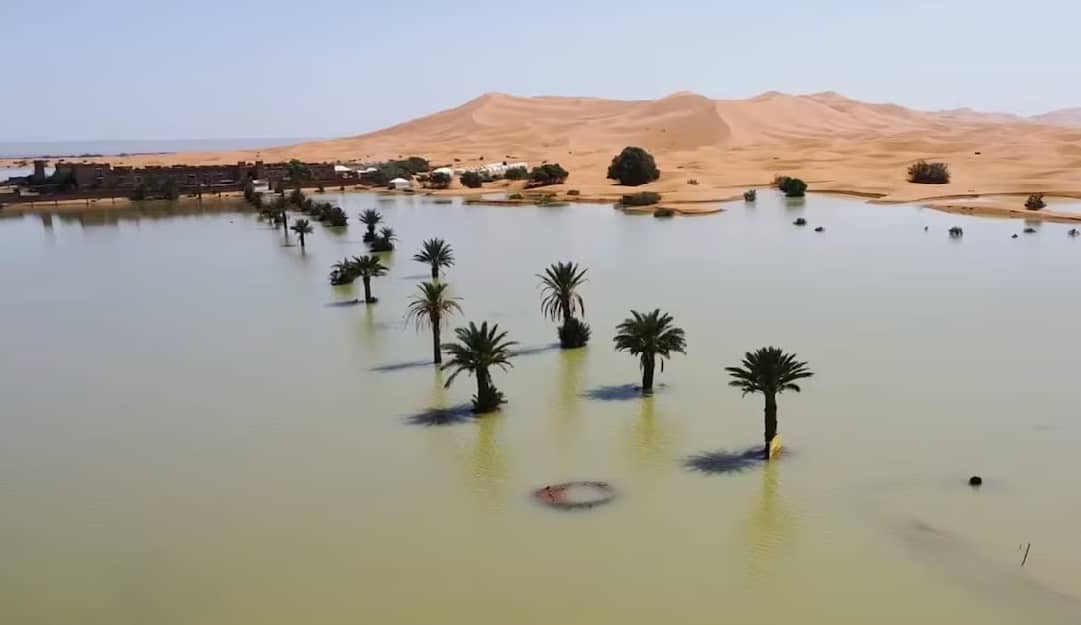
[621,191,661,206]
[359,209,383,242]
[1025,193,1046,210]
[613,309,687,394]
[780,177,808,198]
[413,238,455,279]
[369,227,398,252]
[744,189,757,202]
[726,347,814,460]
[442,322,517,413]
[406,281,463,365]
[538,262,590,349]
[290,218,313,250]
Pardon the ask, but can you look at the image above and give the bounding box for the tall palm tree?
[329,258,356,285]
[406,281,463,365]
[725,347,814,460]
[351,255,389,303]
[413,238,455,279]
[442,322,517,413]
[359,209,383,242]
[291,218,313,250]
[538,261,590,348]
[271,195,289,236]
[613,309,687,394]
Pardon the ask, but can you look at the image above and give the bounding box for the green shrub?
[460,171,483,188]
[324,206,348,227]
[743,189,756,202]
[429,171,452,189]
[1025,193,1045,210]
[653,207,675,218]
[504,166,528,181]
[687,178,699,185]
[621,191,661,206]
[558,317,591,349]
[566,189,580,196]
[607,147,660,186]
[780,177,808,197]
[908,160,950,184]
[529,163,569,186]
[772,175,791,189]
[508,192,524,200]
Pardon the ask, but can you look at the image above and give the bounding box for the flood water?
[1,192,1079,625]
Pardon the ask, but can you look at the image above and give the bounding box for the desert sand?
[8,91,1081,219]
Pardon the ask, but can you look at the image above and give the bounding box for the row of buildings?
[19,159,344,194]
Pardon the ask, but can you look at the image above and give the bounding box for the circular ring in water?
[532,481,616,510]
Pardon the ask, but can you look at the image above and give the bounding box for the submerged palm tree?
[413,238,455,279]
[291,218,313,250]
[370,226,398,253]
[726,347,814,460]
[351,255,389,303]
[406,281,463,364]
[359,209,383,242]
[613,309,686,394]
[442,322,517,413]
[329,258,356,285]
[539,261,590,348]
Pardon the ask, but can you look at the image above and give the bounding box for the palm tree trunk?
[642,354,655,394]
[362,277,372,303]
[280,211,288,235]
[432,318,442,365]
[763,392,778,460]
[299,233,306,250]
[475,367,492,412]
[431,265,439,280]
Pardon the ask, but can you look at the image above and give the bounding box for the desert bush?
[429,171,452,189]
[908,160,950,184]
[1025,193,1046,210]
[460,171,483,188]
[687,178,699,185]
[566,189,580,196]
[607,147,660,186]
[504,166,528,181]
[780,177,808,197]
[743,189,757,202]
[529,163,569,186]
[621,191,662,206]
[508,192,524,200]
[772,175,791,189]
[324,206,348,227]
[653,207,675,218]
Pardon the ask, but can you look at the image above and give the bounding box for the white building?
[388,177,412,190]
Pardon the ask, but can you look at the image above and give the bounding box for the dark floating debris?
[969,475,983,487]
[949,226,964,238]
[814,226,825,232]
[793,217,807,226]
[533,481,616,510]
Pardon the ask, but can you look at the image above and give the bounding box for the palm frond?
[725,346,814,396]
[405,281,462,331]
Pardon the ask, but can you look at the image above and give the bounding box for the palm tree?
[539,261,590,348]
[406,281,463,365]
[725,347,814,460]
[613,309,686,394]
[442,322,517,413]
[413,238,455,279]
[369,227,398,253]
[359,209,383,242]
[270,195,289,235]
[329,258,356,285]
[351,255,389,303]
[291,218,313,250]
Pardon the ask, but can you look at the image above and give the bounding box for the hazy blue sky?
[4,0,1079,141]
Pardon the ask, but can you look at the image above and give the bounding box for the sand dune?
[21,91,1081,217]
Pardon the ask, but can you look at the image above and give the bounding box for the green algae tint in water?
[0,193,1079,625]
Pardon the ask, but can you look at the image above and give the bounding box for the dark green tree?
[779,177,807,197]
[413,238,455,279]
[406,281,463,365]
[725,347,815,459]
[607,147,660,186]
[529,163,569,186]
[460,171,484,188]
[538,261,590,348]
[369,227,397,253]
[291,218,313,250]
[351,255,389,303]
[442,322,517,413]
[359,209,383,242]
[287,159,312,190]
[613,309,686,394]
[329,258,356,285]
[428,171,452,189]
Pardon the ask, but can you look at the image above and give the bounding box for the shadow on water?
[404,403,475,427]
[372,358,434,373]
[325,298,362,308]
[581,383,666,402]
[683,446,767,475]
[511,343,561,357]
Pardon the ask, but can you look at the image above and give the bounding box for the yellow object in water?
[769,436,783,459]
